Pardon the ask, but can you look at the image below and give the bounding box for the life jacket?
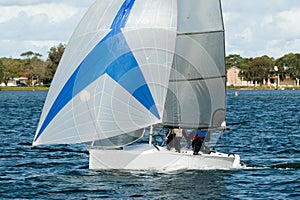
[193,129,206,141]
[193,135,204,141]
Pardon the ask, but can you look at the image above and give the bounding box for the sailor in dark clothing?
[192,129,207,155]
[166,128,188,152]
[166,129,176,150]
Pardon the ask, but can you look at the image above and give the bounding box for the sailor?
[192,129,207,155]
[166,128,188,152]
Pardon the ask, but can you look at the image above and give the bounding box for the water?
[0,90,299,199]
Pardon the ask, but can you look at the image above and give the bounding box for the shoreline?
[1,85,300,91]
[0,86,49,91]
[227,85,300,90]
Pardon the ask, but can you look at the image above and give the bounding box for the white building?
[0,77,28,86]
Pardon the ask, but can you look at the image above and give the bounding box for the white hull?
[89,144,241,171]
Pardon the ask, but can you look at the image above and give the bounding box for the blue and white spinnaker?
[33,0,177,146]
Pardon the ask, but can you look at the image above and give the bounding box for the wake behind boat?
[33,0,241,171]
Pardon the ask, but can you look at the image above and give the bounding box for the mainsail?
[163,0,226,129]
[33,0,177,146]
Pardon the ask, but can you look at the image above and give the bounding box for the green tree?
[46,43,65,82]
[225,54,245,69]
[20,51,42,59]
[239,56,274,85]
[0,58,22,86]
[251,55,274,83]
[20,51,46,86]
[275,53,300,81]
[238,57,253,82]
[0,60,4,84]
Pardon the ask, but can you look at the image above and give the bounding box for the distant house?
[227,66,299,87]
[0,77,28,87]
[280,76,299,86]
[226,66,255,87]
[227,66,241,86]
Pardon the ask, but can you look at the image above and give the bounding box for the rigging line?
[161,129,172,147]
[173,57,181,125]
[93,75,110,147]
[169,75,226,82]
[83,96,101,147]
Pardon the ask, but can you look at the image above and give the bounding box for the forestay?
[33,0,177,146]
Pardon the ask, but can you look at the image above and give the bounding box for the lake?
[0,90,299,199]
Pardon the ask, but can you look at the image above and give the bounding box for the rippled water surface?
[0,90,299,199]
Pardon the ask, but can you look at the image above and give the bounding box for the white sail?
[163,0,226,129]
[33,0,177,146]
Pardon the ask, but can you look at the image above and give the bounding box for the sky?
[0,0,299,60]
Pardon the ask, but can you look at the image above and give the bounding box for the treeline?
[0,43,65,86]
[226,54,300,84]
[1,43,300,86]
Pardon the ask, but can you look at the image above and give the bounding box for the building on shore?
[226,66,256,87]
[0,77,28,87]
[226,66,299,87]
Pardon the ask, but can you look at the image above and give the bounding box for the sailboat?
[33,0,241,171]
